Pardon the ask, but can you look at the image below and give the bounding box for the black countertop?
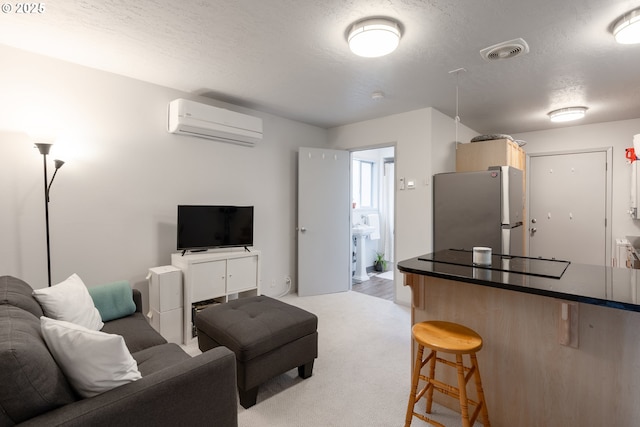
[398,249,640,312]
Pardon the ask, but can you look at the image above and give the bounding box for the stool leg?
[471,353,490,427]
[456,354,471,427]
[425,350,437,414]
[405,344,425,427]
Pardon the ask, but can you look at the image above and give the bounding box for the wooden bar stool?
[405,321,490,427]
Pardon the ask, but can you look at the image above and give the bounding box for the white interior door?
[298,147,350,296]
[528,150,609,265]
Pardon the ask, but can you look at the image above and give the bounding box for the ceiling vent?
[479,38,529,61]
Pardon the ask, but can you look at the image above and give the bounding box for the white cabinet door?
[227,256,258,293]
[190,260,226,301]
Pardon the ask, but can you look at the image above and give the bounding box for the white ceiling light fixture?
[347,18,401,58]
[547,107,588,123]
[613,7,640,44]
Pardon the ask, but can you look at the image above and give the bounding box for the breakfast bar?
[398,249,640,427]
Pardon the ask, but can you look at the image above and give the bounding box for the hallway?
[351,272,394,301]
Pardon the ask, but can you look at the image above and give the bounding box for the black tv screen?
[177,205,254,251]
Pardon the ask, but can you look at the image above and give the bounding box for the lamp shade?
[348,18,401,58]
[548,107,588,123]
[613,8,640,44]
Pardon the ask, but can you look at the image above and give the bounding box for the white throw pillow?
[33,273,104,330]
[40,316,141,398]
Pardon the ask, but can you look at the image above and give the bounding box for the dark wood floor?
[351,273,394,301]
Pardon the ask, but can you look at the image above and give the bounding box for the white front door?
[298,147,350,296]
[528,149,610,265]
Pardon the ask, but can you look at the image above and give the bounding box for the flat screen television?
[177,205,254,252]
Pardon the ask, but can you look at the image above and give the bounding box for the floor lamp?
[34,143,64,287]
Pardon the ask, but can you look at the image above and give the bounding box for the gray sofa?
[0,275,238,426]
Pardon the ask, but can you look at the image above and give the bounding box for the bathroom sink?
[352,225,375,236]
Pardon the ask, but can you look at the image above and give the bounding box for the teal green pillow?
[88,281,136,322]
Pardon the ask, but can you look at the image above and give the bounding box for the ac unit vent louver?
[479,38,530,61]
[167,98,263,147]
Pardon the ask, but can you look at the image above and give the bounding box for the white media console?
[171,250,261,344]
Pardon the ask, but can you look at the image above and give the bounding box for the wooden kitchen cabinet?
[456,138,525,172]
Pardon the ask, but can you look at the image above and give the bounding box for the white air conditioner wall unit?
[167,98,263,146]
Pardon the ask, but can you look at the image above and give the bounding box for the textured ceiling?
[0,0,639,134]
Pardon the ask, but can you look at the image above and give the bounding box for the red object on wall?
[626,147,637,162]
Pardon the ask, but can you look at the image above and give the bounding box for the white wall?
[328,108,476,304]
[0,45,327,304]
[514,118,640,259]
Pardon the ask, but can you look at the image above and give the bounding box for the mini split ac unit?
[167,98,263,146]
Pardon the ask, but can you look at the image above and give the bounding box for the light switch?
[399,177,405,190]
[407,179,416,189]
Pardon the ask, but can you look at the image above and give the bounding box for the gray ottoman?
[195,295,318,408]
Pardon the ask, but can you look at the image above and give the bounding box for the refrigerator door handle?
[502,222,523,229]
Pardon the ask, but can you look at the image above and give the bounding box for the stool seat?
[412,321,483,354]
[405,321,490,427]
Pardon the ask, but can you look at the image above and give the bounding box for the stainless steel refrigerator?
[433,166,524,256]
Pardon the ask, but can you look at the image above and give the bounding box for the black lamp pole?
[35,143,64,287]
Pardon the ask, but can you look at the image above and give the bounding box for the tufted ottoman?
[195,295,318,408]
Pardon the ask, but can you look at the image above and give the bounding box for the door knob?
[530,227,537,236]
[300,227,307,233]
[531,218,537,224]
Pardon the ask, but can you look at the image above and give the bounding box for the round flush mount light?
[547,106,588,123]
[348,18,401,58]
[613,7,640,44]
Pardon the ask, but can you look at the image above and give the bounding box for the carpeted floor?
[183,291,481,426]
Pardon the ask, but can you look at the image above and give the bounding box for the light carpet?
[183,291,478,427]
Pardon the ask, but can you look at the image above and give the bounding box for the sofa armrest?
[132,288,143,313]
[19,347,238,427]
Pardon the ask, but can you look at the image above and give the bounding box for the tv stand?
[171,250,261,344]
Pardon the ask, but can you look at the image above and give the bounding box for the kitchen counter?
[398,249,640,426]
[398,249,640,312]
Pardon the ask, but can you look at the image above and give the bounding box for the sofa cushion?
[0,275,44,317]
[41,317,142,398]
[133,343,191,376]
[101,312,167,353]
[88,280,136,322]
[0,306,76,424]
[33,273,104,330]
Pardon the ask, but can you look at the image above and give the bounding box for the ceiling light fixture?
[613,7,640,44]
[547,107,588,123]
[347,18,401,58]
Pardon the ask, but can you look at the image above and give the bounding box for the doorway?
[350,146,395,301]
